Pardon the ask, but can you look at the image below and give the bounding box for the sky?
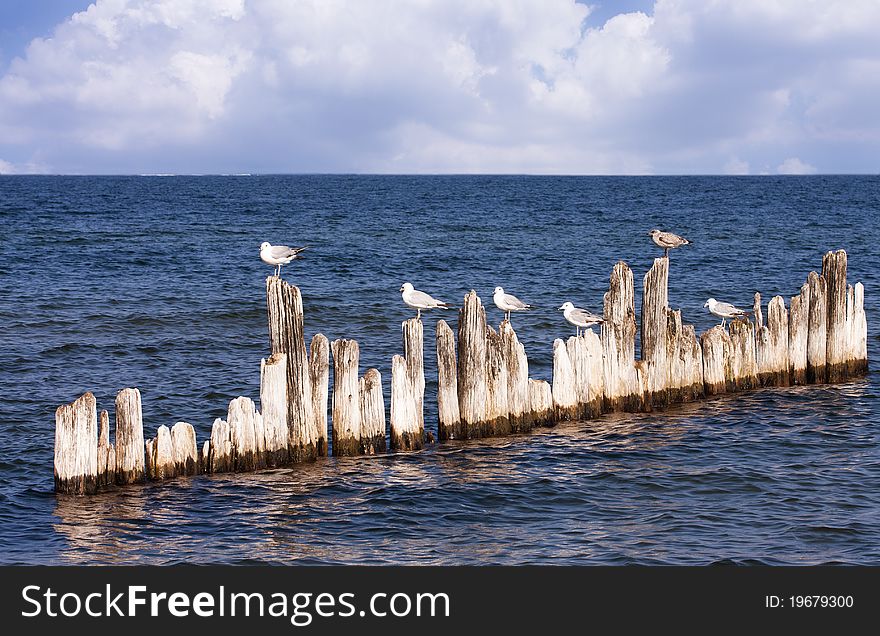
[0,0,878,175]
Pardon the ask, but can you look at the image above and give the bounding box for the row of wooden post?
[54,250,868,494]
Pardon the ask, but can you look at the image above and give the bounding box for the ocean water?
[0,174,877,565]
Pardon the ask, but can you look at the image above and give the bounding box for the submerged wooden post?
[402,318,425,431]
[331,339,362,456]
[114,387,145,485]
[149,425,175,480]
[360,368,387,453]
[457,291,488,438]
[552,338,578,419]
[54,392,98,494]
[436,319,462,440]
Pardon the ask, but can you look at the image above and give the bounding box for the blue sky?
[0,0,878,175]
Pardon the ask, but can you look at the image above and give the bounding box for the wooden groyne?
[54,250,868,494]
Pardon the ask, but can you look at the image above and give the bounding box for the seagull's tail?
[438,302,454,309]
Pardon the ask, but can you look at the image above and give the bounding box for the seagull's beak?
[557,305,564,311]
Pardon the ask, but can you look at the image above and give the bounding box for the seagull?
[400,282,452,320]
[493,286,533,322]
[703,298,751,328]
[648,229,691,258]
[558,301,604,337]
[260,242,308,277]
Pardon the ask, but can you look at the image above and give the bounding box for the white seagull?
[558,301,604,337]
[648,229,691,258]
[260,242,308,277]
[493,286,533,322]
[703,298,751,328]
[400,282,452,320]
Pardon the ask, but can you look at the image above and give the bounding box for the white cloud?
[777,157,817,175]
[0,0,878,173]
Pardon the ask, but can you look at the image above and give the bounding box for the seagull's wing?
[658,231,687,247]
[269,245,308,258]
[502,293,530,309]
[570,308,603,323]
[715,301,744,315]
[409,289,442,306]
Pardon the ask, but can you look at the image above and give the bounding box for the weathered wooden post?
[852,282,868,374]
[54,392,98,495]
[96,409,115,487]
[552,338,578,419]
[806,270,827,382]
[788,282,810,385]
[260,352,289,466]
[528,379,554,424]
[309,334,330,456]
[641,257,669,406]
[823,250,848,382]
[360,368,387,453]
[266,277,322,461]
[115,387,145,485]
[700,326,727,395]
[171,421,199,476]
[391,355,423,450]
[457,291,488,438]
[331,338,362,456]
[501,320,531,431]
[436,319,462,440]
[208,417,232,473]
[148,425,174,480]
[391,319,425,450]
[485,326,510,434]
[602,262,639,411]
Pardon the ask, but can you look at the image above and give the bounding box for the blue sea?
[0,175,877,565]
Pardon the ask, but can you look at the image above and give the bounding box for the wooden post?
[852,282,868,374]
[208,417,232,473]
[97,409,115,487]
[457,291,488,438]
[528,379,554,425]
[266,277,319,461]
[260,352,289,467]
[149,425,175,480]
[309,334,330,456]
[806,270,827,382]
[114,387,145,485]
[583,329,606,414]
[54,392,98,494]
[789,282,810,385]
[641,257,669,406]
[360,368,387,453]
[402,319,425,432]
[436,319,462,440]
[171,421,199,476]
[823,250,848,382]
[728,319,758,391]
[552,338,578,419]
[331,338,361,456]
[701,326,727,395]
[228,396,261,471]
[391,356,424,450]
[602,262,639,411]
[501,320,531,432]
[485,325,510,435]
[680,324,704,401]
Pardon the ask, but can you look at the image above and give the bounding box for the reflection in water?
[46,377,879,565]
